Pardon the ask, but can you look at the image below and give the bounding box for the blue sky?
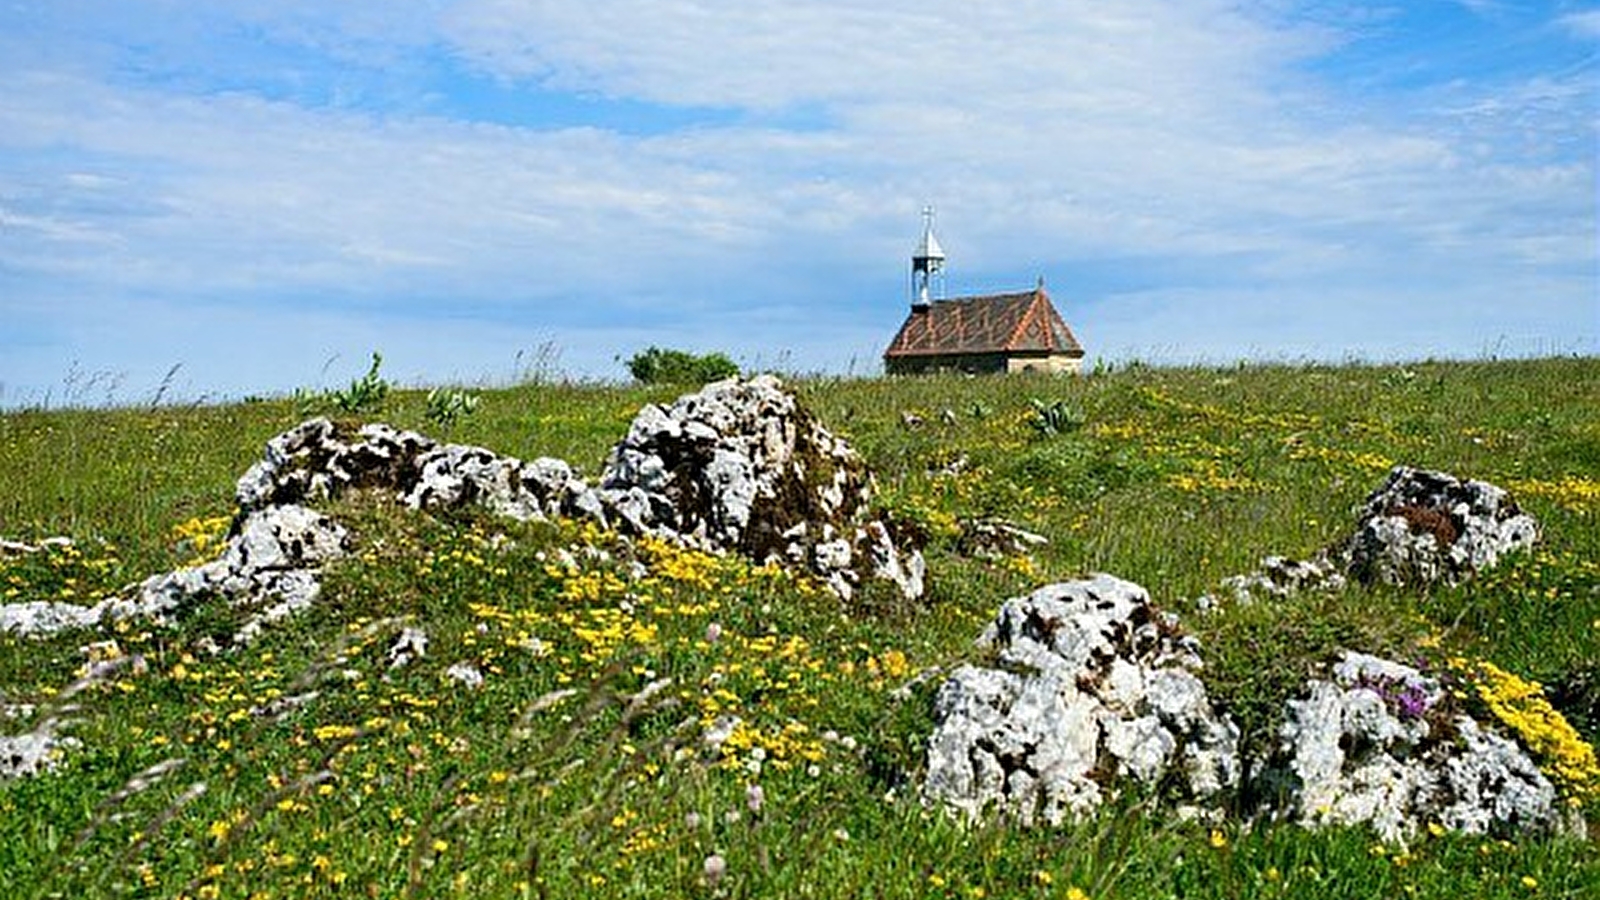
[1,1,1595,406]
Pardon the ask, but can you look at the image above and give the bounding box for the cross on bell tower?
[910,205,946,310]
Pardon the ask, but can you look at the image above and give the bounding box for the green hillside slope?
[2,358,1596,898]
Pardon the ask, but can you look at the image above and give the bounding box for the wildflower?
[704,854,727,886]
[1034,869,1054,885]
[1066,889,1091,900]
[1209,829,1228,849]
[745,783,765,813]
[879,648,910,679]
[1465,660,1600,803]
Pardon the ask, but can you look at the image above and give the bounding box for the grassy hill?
[2,357,1597,898]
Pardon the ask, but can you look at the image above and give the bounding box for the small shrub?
[290,352,391,417]
[625,347,739,385]
[329,352,390,414]
[424,388,480,429]
[1027,398,1086,437]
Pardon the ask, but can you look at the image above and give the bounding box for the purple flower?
[1394,683,1431,720]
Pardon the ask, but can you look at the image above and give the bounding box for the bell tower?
[910,206,945,310]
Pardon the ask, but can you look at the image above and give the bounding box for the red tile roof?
[883,288,1084,359]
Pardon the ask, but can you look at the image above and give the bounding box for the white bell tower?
[910,205,946,310]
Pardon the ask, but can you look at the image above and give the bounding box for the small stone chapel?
[882,209,1085,376]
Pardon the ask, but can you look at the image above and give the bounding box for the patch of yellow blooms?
[1457,658,1600,806]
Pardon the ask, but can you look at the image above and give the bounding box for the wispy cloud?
[1559,8,1600,38]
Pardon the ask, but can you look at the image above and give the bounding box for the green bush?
[625,346,739,385]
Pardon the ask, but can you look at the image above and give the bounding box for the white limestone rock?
[0,601,102,637]
[1339,467,1539,587]
[444,663,485,689]
[598,376,923,603]
[956,518,1049,561]
[1,505,349,640]
[923,575,1239,825]
[96,505,349,631]
[387,627,430,669]
[237,418,608,526]
[1206,555,1347,610]
[1268,651,1566,842]
[0,724,78,781]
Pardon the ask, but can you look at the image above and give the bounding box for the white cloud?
[0,1,1593,404]
[1561,9,1600,38]
[442,1,1321,115]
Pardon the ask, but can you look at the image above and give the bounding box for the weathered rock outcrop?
[1337,466,1539,587]
[234,419,596,523]
[0,505,349,643]
[1203,466,1537,610]
[0,719,77,780]
[923,575,1239,824]
[598,376,924,602]
[236,378,925,602]
[924,582,1580,842]
[1206,555,1347,609]
[1,376,921,651]
[955,518,1049,561]
[1262,652,1566,842]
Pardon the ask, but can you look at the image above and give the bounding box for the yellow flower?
[878,648,910,679]
[1209,829,1228,849]
[1464,660,1600,804]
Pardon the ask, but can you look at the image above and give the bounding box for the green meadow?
[1,357,1597,898]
